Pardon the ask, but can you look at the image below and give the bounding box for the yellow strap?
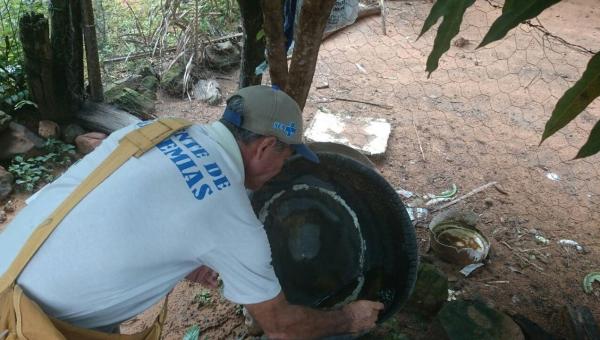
[0,118,192,291]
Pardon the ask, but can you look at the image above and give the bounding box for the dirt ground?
[1,0,599,339]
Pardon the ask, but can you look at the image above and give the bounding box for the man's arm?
[244,292,384,339]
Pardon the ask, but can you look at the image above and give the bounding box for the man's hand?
[245,293,385,339]
[185,266,219,288]
[342,300,385,334]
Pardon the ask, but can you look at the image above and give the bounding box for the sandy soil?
[2,0,599,339]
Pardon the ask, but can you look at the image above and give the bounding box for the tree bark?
[261,0,288,90]
[237,0,265,88]
[18,13,63,120]
[287,0,336,109]
[49,0,83,121]
[82,0,104,102]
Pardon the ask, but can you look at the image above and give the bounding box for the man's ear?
[255,137,278,160]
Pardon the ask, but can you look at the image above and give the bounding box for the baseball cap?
[222,85,319,163]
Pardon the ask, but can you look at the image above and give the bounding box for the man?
[0,85,383,338]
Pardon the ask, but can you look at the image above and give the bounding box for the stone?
[431,300,524,340]
[38,120,61,139]
[62,123,86,144]
[304,109,391,156]
[204,41,241,70]
[75,132,107,155]
[0,122,45,160]
[193,79,221,105]
[406,262,448,316]
[137,75,159,99]
[0,166,13,200]
[160,63,185,96]
[105,87,155,120]
[0,110,12,132]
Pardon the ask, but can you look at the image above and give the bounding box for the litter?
[583,272,600,294]
[460,263,484,277]
[183,324,201,340]
[534,235,550,245]
[558,239,585,253]
[447,289,461,301]
[406,206,428,223]
[355,63,367,74]
[396,188,414,199]
[545,172,560,181]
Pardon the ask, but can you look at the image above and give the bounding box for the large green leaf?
[541,52,600,144]
[479,0,561,48]
[575,120,600,159]
[418,0,475,76]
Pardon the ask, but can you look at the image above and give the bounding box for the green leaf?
[479,0,561,48]
[256,28,265,41]
[541,52,600,143]
[575,120,600,158]
[183,325,201,340]
[418,0,475,76]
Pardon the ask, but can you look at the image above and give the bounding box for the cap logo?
[273,121,297,137]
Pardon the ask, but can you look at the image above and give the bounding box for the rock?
[0,166,13,200]
[406,262,448,316]
[137,75,159,99]
[0,110,12,132]
[75,132,107,154]
[431,300,524,340]
[62,123,86,144]
[193,79,222,105]
[104,87,155,120]
[204,41,241,70]
[160,63,185,96]
[38,120,61,139]
[0,122,45,160]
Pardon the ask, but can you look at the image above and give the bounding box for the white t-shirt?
[0,121,281,328]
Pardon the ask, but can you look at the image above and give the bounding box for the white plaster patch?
[304,110,391,156]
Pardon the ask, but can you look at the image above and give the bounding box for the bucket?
[251,149,418,322]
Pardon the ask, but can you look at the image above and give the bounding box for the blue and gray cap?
[222,85,319,163]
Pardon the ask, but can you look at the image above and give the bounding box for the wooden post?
[237,0,265,88]
[82,0,104,102]
[18,13,64,120]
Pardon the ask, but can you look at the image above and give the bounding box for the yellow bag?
[0,118,192,340]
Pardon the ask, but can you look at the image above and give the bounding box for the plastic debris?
[558,239,585,253]
[534,235,550,245]
[406,206,428,223]
[583,272,600,294]
[355,63,367,74]
[447,289,461,301]
[425,184,458,205]
[545,172,560,181]
[183,325,201,340]
[396,188,414,199]
[460,262,485,277]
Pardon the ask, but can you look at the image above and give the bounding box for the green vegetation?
[193,289,212,306]
[8,139,76,192]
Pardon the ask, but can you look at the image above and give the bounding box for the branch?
[287,0,337,109]
[261,0,288,89]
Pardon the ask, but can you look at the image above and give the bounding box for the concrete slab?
[304,109,391,156]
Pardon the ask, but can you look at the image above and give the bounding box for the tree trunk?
[237,0,265,88]
[261,0,288,90]
[68,0,84,112]
[18,13,63,120]
[287,0,336,109]
[47,0,83,121]
[82,0,104,102]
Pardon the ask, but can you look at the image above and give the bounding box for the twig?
[433,182,498,211]
[514,252,545,272]
[501,241,513,250]
[412,118,425,161]
[380,0,386,35]
[330,96,393,109]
